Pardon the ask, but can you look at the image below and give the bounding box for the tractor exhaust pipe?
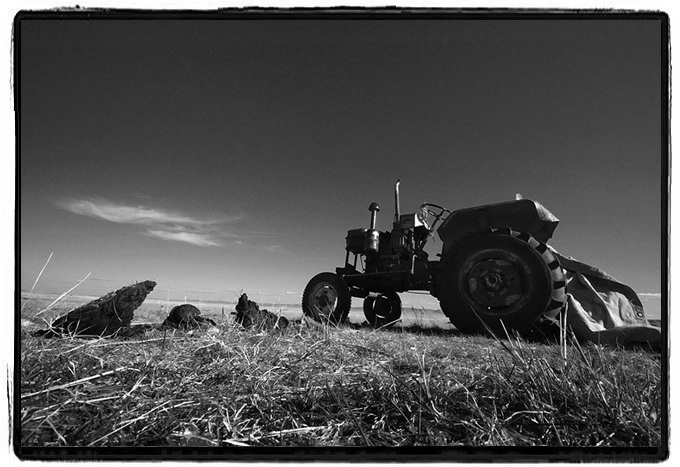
[368,202,380,229]
[366,202,380,254]
[394,179,401,223]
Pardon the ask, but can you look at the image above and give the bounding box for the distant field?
[639,295,662,321]
[18,293,454,331]
[18,291,661,331]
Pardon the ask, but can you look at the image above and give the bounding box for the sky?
[17,12,666,309]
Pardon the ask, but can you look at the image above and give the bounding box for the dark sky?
[18,14,665,307]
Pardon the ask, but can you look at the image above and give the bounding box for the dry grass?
[16,295,664,455]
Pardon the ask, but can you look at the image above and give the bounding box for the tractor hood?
[437,199,559,254]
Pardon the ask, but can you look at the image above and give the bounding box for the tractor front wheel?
[302,272,351,325]
[437,228,566,335]
[363,291,402,328]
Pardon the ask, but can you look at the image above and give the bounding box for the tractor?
[301,181,567,334]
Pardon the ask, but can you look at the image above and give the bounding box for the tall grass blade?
[21,252,53,311]
[36,272,92,316]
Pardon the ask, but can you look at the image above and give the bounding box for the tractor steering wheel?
[417,203,450,232]
[417,205,432,230]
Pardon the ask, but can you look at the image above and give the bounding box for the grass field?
[16,293,664,455]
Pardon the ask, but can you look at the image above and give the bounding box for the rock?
[234,293,288,331]
[35,280,156,337]
[162,304,216,330]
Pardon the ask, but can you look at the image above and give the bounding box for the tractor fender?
[437,199,559,255]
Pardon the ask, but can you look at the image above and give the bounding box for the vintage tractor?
[302,181,567,334]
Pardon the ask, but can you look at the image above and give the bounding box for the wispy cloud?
[146,230,221,247]
[56,197,245,248]
[56,198,233,226]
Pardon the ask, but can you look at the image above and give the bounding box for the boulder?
[162,304,216,330]
[234,293,288,331]
[35,280,156,337]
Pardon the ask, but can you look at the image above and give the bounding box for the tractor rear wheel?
[437,228,566,335]
[363,291,402,328]
[302,272,351,325]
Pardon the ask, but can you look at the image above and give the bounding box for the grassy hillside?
[17,295,663,454]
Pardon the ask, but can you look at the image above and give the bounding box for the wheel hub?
[311,285,337,317]
[480,270,503,291]
[363,292,402,327]
[373,295,395,318]
[468,259,523,307]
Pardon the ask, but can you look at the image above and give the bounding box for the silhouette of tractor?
[302,181,566,334]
